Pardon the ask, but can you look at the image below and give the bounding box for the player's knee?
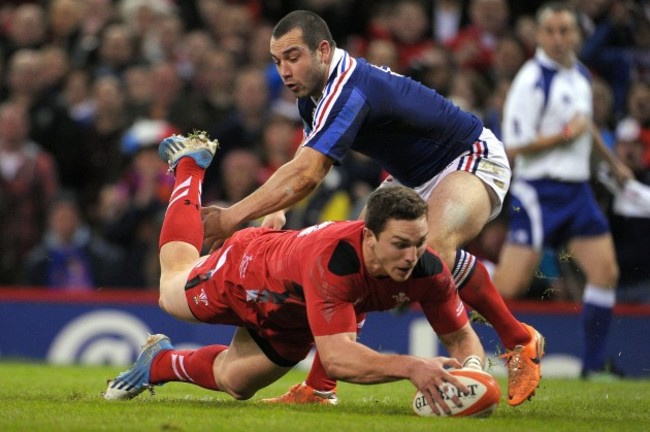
[586,258,619,288]
[158,295,169,314]
[228,389,255,401]
[601,260,619,288]
[219,380,256,400]
[157,289,183,319]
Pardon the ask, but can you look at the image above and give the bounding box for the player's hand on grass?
[408,356,467,416]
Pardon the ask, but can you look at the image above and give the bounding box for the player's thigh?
[216,328,292,399]
[159,266,197,321]
[426,171,494,255]
[568,234,619,287]
[492,243,542,298]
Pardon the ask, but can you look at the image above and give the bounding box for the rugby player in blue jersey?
[193,9,543,406]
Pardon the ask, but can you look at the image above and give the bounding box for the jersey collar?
[536,47,576,71]
[312,48,346,104]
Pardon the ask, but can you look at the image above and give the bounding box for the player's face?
[537,10,580,67]
[365,217,428,282]
[270,28,329,99]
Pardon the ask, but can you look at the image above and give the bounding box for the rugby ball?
[412,369,501,418]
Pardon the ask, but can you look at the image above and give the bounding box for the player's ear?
[318,40,332,64]
[362,227,377,244]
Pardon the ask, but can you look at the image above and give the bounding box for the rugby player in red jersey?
[103,133,486,415]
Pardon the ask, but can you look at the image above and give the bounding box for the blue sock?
[580,302,613,374]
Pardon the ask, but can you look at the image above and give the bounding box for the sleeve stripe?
[304,52,357,146]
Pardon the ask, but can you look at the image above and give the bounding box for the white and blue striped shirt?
[503,48,593,181]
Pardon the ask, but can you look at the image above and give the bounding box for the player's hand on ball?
[409,356,467,416]
[413,368,501,418]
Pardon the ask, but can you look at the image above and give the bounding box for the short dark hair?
[272,10,335,52]
[364,186,428,235]
[536,2,578,27]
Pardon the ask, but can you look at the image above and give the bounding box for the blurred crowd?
[0,0,648,299]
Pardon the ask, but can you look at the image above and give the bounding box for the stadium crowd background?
[0,0,648,300]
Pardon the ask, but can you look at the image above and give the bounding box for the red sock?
[159,158,205,252]
[150,345,227,390]
[305,350,336,392]
[454,250,530,350]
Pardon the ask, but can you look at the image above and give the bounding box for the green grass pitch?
[1,362,649,432]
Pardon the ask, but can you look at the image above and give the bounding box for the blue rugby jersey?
[297,48,483,187]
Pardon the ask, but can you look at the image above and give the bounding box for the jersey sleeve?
[502,62,545,149]
[420,281,468,335]
[301,245,362,337]
[302,87,370,164]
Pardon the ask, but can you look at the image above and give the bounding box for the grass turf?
[1,362,649,432]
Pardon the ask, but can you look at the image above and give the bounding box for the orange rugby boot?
[501,323,545,406]
[261,382,338,405]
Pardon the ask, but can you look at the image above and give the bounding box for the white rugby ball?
[412,368,501,418]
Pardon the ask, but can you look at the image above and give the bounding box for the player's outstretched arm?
[437,322,486,370]
[202,147,334,247]
[315,332,467,415]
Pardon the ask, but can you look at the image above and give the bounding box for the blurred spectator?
[514,14,537,57]
[199,1,254,60]
[140,61,205,132]
[176,29,214,83]
[39,44,70,98]
[123,63,153,119]
[23,192,125,290]
[405,45,456,96]
[386,0,436,73]
[622,79,650,168]
[258,114,302,184]
[4,49,86,192]
[140,12,184,65]
[119,0,177,45]
[0,0,641,294]
[592,76,616,151]
[482,77,511,140]
[61,68,94,124]
[0,3,47,63]
[247,22,285,100]
[630,12,650,83]
[364,38,399,71]
[0,101,59,284]
[489,34,527,84]
[46,0,84,57]
[432,0,465,44]
[210,147,262,209]
[77,75,130,219]
[603,119,650,303]
[188,47,237,131]
[447,68,490,117]
[205,66,270,201]
[97,119,176,288]
[577,0,636,118]
[93,23,137,79]
[446,0,511,76]
[73,0,118,69]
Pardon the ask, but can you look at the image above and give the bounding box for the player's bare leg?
[427,171,544,406]
[569,235,618,380]
[105,131,294,401]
